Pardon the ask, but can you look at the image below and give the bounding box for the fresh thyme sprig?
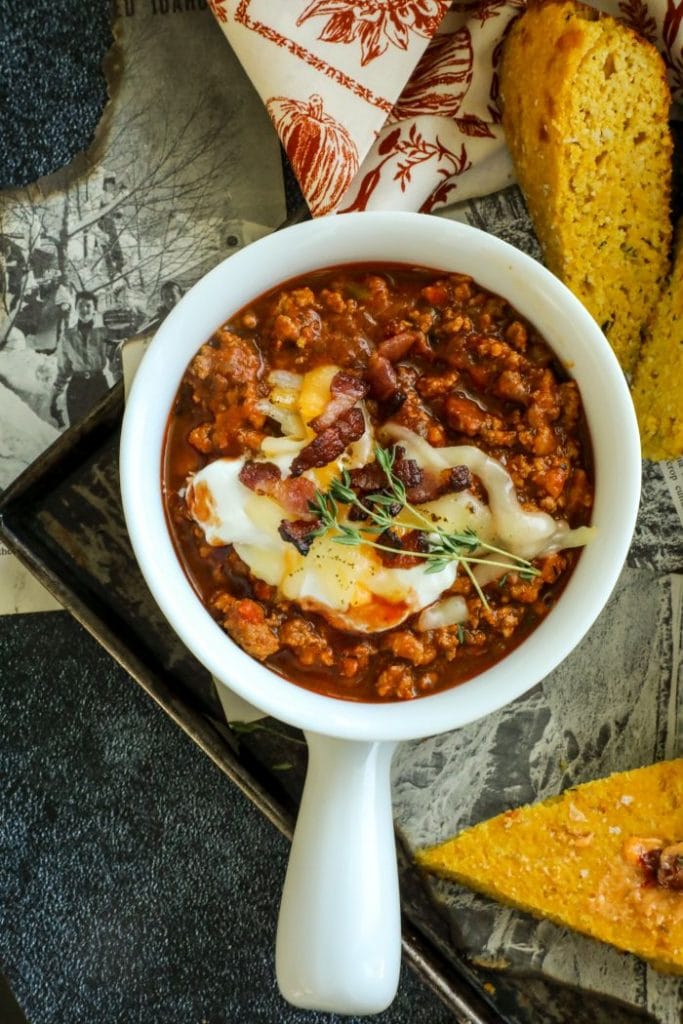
[307,445,540,611]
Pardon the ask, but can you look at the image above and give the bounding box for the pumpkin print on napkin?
[213,0,451,215]
[212,0,683,216]
[267,95,359,216]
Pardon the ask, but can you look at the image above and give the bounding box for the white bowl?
[121,211,640,1015]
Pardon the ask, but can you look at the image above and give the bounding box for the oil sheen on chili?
[162,263,594,703]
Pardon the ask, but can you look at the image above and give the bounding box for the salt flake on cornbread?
[416,759,683,974]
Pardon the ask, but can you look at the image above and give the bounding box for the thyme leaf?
[307,444,541,612]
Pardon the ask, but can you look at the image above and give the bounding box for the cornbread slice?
[499,0,673,376]
[631,221,683,460]
[416,759,683,973]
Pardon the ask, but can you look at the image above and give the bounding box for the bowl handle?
[275,732,401,1014]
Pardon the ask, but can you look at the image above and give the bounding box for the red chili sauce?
[162,263,594,702]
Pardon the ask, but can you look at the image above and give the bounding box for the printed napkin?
[210,0,683,216]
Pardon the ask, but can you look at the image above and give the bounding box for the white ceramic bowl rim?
[120,211,640,743]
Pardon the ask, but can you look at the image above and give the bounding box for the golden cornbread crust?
[632,221,683,461]
[499,0,673,377]
[416,759,683,973]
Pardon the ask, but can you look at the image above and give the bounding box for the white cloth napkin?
[210,0,682,214]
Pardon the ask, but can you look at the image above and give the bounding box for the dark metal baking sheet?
[0,382,506,1024]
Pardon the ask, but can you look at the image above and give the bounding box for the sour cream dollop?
[184,367,594,633]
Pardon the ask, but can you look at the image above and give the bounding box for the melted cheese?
[297,364,338,425]
[282,534,456,631]
[187,456,457,632]
[184,375,594,634]
[383,424,594,564]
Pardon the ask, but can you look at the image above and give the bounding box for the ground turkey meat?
[163,263,593,703]
[214,594,280,661]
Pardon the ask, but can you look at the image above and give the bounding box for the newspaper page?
[388,187,683,1024]
[0,0,286,613]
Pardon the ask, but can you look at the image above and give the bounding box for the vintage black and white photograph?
[0,0,284,491]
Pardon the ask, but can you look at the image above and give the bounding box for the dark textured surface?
[0,613,454,1024]
[0,2,451,1021]
[0,0,112,188]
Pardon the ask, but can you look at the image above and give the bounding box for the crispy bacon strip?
[395,456,422,490]
[348,447,421,492]
[278,518,319,556]
[279,476,317,515]
[239,460,316,515]
[347,449,471,506]
[447,465,472,492]
[376,528,429,569]
[405,465,473,504]
[347,460,384,492]
[309,371,368,433]
[367,352,404,404]
[238,461,281,494]
[378,329,427,362]
[290,407,365,477]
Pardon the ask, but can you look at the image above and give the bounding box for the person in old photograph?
[50,290,115,428]
[99,174,127,281]
[102,282,146,341]
[143,278,184,332]
[101,282,147,379]
[33,273,73,353]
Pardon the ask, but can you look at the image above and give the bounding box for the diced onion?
[417,595,468,632]
[256,399,305,439]
[268,369,303,389]
[539,524,597,554]
[269,386,299,410]
[260,435,306,458]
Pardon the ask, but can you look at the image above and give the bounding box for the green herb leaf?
[367,492,400,508]
[306,443,541,615]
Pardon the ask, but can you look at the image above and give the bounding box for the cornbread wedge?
[631,221,683,460]
[499,0,673,376]
[416,759,683,973]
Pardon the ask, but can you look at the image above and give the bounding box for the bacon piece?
[347,460,385,492]
[346,447,472,509]
[395,456,422,490]
[376,528,429,569]
[447,465,472,492]
[378,329,426,362]
[345,450,423,515]
[347,447,421,495]
[278,476,317,516]
[404,471,442,505]
[238,461,281,494]
[367,352,404,404]
[309,371,368,432]
[239,459,316,516]
[405,465,472,504]
[278,518,319,556]
[290,407,365,476]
